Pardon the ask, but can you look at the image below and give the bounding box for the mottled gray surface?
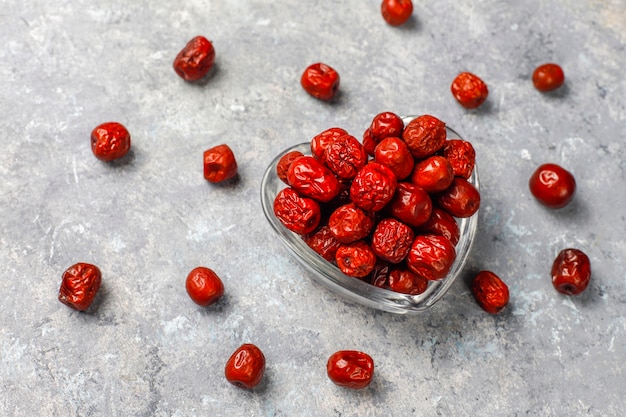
[1,0,625,416]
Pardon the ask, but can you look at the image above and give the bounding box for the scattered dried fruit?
[58,262,102,311]
[204,144,238,183]
[471,270,509,314]
[301,62,340,101]
[91,122,131,161]
[327,350,374,389]
[225,344,266,389]
[173,35,215,81]
[528,163,576,209]
[532,63,565,92]
[185,267,224,307]
[551,248,591,295]
[450,72,489,109]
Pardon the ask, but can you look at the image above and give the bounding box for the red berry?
[371,218,414,264]
[381,0,413,26]
[471,271,509,314]
[374,136,414,180]
[173,36,215,82]
[402,115,447,159]
[411,155,454,193]
[185,267,224,307]
[273,188,321,235]
[323,134,368,180]
[204,144,238,183]
[435,177,481,218]
[225,344,266,389]
[90,122,131,161]
[276,150,304,184]
[442,139,476,179]
[528,163,576,209]
[58,263,102,311]
[368,111,405,143]
[417,207,460,246]
[335,241,377,278]
[388,268,428,295]
[328,203,374,244]
[287,156,341,203]
[303,226,342,262]
[349,162,398,212]
[406,234,456,281]
[327,350,374,389]
[388,182,432,228]
[311,127,349,162]
[551,248,591,295]
[532,63,565,92]
[451,72,489,109]
[301,63,340,101]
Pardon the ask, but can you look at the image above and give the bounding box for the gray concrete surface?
[1,1,625,416]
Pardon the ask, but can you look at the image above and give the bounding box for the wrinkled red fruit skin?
[91,122,131,161]
[327,350,374,389]
[301,63,340,100]
[451,72,489,109]
[435,177,480,218]
[185,267,224,306]
[328,203,374,244]
[533,63,565,92]
[173,36,215,81]
[225,344,266,389]
[303,226,342,262]
[371,218,414,264]
[551,248,591,295]
[443,139,476,179]
[287,156,341,203]
[204,144,238,183]
[472,271,509,314]
[402,115,447,159]
[276,150,304,184]
[406,234,456,281]
[311,127,348,161]
[273,188,321,235]
[381,0,414,26]
[528,163,576,209]
[388,268,428,295]
[323,134,368,180]
[58,263,102,311]
[335,241,377,278]
[350,162,398,212]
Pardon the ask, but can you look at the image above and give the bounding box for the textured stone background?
[1,1,625,416]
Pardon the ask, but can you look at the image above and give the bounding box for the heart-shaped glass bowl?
[260,117,479,314]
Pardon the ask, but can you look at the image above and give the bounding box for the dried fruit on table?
[451,72,489,109]
[91,122,131,161]
[301,62,340,101]
[327,350,374,389]
[58,262,102,311]
[173,35,215,81]
[225,344,266,389]
[204,144,238,183]
[185,267,224,307]
[551,248,591,295]
[472,270,509,314]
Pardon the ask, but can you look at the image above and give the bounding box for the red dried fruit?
[374,137,415,180]
[287,156,341,203]
[532,63,565,92]
[362,128,377,157]
[303,226,342,262]
[417,207,460,246]
[335,241,377,278]
[90,122,131,161]
[350,162,398,212]
[225,344,266,389]
[173,35,215,82]
[371,218,414,263]
[276,150,304,184]
[471,271,509,314]
[435,177,480,218]
[327,350,374,389]
[301,62,340,101]
[388,182,432,228]
[451,72,489,109]
[368,111,405,143]
[411,155,454,193]
[381,0,414,26]
[388,268,428,295]
[402,115,447,159]
[442,139,476,179]
[551,248,591,295]
[273,188,321,235]
[185,267,224,307]
[328,203,374,244]
[311,127,349,161]
[368,260,391,288]
[58,262,102,311]
[528,163,576,209]
[204,144,238,183]
[406,234,456,281]
[323,134,368,180]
